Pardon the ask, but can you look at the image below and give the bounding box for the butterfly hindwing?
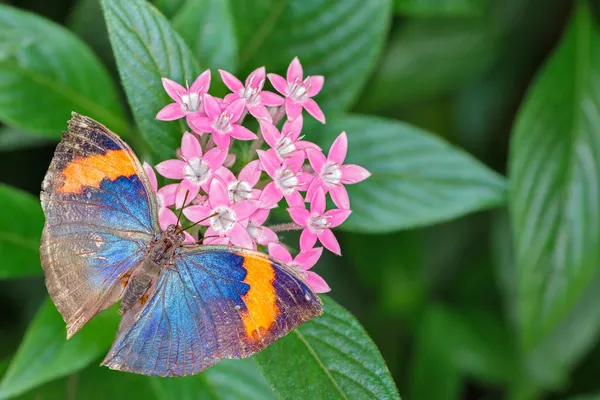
[101,246,323,376]
[40,113,159,338]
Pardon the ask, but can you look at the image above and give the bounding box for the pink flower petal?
[157,183,178,207]
[230,125,258,141]
[259,182,283,208]
[246,66,266,89]
[267,73,289,96]
[183,231,196,243]
[328,131,347,164]
[318,229,341,256]
[341,164,371,184]
[285,190,304,208]
[143,162,158,192]
[155,159,186,179]
[219,69,244,93]
[305,177,324,203]
[186,112,206,127]
[305,271,331,293]
[239,160,262,187]
[215,166,236,185]
[230,223,253,249]
[161,77,186,102]
[204,147,227,170]
[307,75,324,97]
[300,229,318,252]
[311,188,326,215]
[247,104,272,122]
[288,207,310,226]
[303,98,325,124]
[190,69,211,93]
[324,208,352,228]
[204,233,229,245]
[260,120,280,149]
[285,150,305,171]
[223,93,241,104]
[268,243,293,265]
[297,171,314,191]
[307,148,327,174]
[224,153,236,168]
[181,131,203,161]
[156,103,185,121]
[188,116,213,135]
[294,247,323,271]
[203,94,222,120]
[252,225,278,245]
[176,179,200,209]
[260,91,285,106]
[227,99,247,123]
[158,207,178,231]
[234,200,258,220]
[285,99,303,120]
[282,115,303,141]
[257,150,280,178]
[287,57,303,82]
[183,204,213,225]
[212,132,231,148]
[209,179,231,208]
[329,184,350,210]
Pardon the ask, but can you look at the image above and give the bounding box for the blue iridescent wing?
[101,246,323,376]
[40,113,159,337]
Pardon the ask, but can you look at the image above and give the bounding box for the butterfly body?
[40,113,322,376]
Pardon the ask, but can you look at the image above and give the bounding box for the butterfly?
[39,113,323,377]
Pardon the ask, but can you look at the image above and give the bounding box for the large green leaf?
[151,359,276,400]
[394,0,485,17]
[0,185,44,279]
[173,0,238,72]
[310,115,506,233]
[0,127,54,152]
[255,296,399,400]
[508,1,600,349]
[101,0,201,160]
[232,0,392,113]
[0,299,119,399]
[0,5,127,138]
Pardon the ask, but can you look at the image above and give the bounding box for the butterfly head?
[165,224,186,244]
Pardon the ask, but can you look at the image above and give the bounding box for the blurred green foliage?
[3,0,600,398]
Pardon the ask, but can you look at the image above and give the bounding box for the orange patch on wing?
[240,255,278,341]
[59,150,136,194]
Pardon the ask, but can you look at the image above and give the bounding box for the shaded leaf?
[395,0,485,17]
[153,0,187,19]
[255,296,399,400]
[0,127,54,152]
[311,115,506,233]
[0,5,127,137]
[232,0,392,113]
[102,0,200,161]
[151,359,276,400]
[0,184,44,279]
[173,0,238,72]
[508,1,600,349]
[0,299,119,399]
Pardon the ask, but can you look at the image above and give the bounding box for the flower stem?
[269,222,304,232]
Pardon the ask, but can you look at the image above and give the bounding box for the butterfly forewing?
[40,113,159,337]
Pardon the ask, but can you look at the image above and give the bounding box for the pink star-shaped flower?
[259,116,320,162]
[306,132,371,209]
[288,188,351,255]
[267,57,325,123]
[156,70,211,124]
[143,162,194,242]
[246,208,279,248]
[215,160,262,203]
[183,179,257,249]
[257,149,313,208]
[155,132,227,209]
[220,67,284,122]
[268,243,329,293]
[188,94,257,148]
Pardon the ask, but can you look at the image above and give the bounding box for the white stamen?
[276,137,296,158]
[228,180,253,202]
[211,206,237,233]
[322,162,342,186]
[308,214,331,234]
[213,112,233,134]
[275,166,301,195]
[180,92,201,113]
[183,158,210,185]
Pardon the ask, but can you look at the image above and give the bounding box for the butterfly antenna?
[176,190,190,227]
[182,212,219,232]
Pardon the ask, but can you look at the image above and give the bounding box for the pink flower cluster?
[149,57,370,293]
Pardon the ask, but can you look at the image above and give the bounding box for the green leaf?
[508,1,600,349]
[255,296,399,400]
[394,0,485,17]
[0,185,44,279]
[101,0,201,160]
[0,5,127,138]
[311,115,506,233]
[173,0,238,72]
[153,0,187,19]
[232,0,392,113]
[0,127,54,152]
[0,299,119,399]
[151,359,276,400]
